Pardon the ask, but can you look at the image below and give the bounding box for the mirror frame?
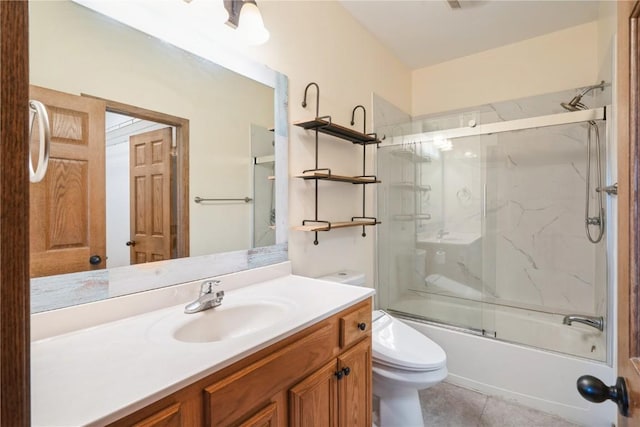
[31,1,289,312]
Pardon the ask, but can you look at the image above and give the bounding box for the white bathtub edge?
[404,319,617,427]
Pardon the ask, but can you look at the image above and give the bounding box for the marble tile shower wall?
[484,123,606,315]
[409,89,609,317]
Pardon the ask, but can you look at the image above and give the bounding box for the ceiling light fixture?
[225,0,270,45]
[446,0,461,9]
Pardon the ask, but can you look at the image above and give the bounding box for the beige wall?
[236,1,413,285]
[412,21,600,116]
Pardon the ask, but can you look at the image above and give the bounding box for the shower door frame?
[385,107,606,143]
[378,104,611,358]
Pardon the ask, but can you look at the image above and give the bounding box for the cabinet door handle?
[334,370,344,380]
[342,367,351,376]
[358,322,367,331]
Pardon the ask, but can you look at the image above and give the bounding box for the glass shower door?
[377,135,488,333]
[376,102,609,361]
[478,121,607,360]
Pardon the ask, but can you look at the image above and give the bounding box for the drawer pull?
[357,322,367,331]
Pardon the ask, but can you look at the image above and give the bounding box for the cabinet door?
[289,360,339,427]
[337,339,372,427]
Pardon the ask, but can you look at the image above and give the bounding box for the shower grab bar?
[383,107,607,146]
[194,196,253,203]
[28,100,51,183]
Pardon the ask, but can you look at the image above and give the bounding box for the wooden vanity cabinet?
[107,298,372,427]
[289,338,371,427]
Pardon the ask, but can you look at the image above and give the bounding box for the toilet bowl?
[319,271,448,427]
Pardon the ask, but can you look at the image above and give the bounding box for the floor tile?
[419,382,487,427]
[479,395,580,427]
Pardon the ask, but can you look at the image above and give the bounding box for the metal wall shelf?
[390,148,432,163]
[295,83,380,245]
[294,219,379,232]
[297,171,379,184]
[294,118,380,145]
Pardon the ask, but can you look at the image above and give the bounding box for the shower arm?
[564,81,607,110]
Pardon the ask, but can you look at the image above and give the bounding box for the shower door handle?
[596,183,618,196]
[576,375,629,417]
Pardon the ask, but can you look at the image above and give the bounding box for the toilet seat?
[373,363,448,389]
[372,310,446,372]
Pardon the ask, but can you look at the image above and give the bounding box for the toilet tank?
[318,270,365,286]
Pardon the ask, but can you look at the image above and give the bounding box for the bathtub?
[391,292,607,360]
[396,310,616,426]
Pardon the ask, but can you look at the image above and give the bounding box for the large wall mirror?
[29,0,288,313]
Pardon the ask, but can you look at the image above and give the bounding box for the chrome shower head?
[560,98,588,112]
[561,81,607,112]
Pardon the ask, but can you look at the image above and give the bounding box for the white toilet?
[319,271,448,427]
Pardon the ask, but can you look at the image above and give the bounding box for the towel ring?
[28,100,51,183]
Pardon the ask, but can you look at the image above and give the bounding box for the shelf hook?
[350,104,366,134]
[302,82,320,118]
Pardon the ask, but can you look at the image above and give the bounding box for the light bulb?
[237,1,270,45]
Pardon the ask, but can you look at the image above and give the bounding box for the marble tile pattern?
[375,87,610,359]
[419,382,580,427]
[485,122,607,315]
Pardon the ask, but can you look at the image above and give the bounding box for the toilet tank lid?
[372,311,446,371]
[318,270,365,286]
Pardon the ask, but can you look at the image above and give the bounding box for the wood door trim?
[630,1,640,359]
[82,95,190,259]
[0,1,30,425]
[619,2,640,423]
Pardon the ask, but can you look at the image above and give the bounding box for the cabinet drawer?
[339,301,371,348]
[204,320,338,426]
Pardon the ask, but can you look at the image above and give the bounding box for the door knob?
[126,240,136,247]
[89,255,102,265]
[577,375,629,417]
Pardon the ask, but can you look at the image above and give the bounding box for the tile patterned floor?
[417,382,581,427]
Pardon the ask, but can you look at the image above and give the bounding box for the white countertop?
[31,265,374,426]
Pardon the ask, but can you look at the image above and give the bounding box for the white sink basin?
[148,297,295,344]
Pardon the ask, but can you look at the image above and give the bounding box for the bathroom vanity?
[31,263,374,426]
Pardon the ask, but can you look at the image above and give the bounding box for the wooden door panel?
[289,360,338,427]
[130,127,172,264]
[29,85,106,277]
[49,106,86,142]
[44,158,88,246]
[337,339,371,427]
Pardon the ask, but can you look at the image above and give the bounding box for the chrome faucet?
[562,314,604,331]
[436,229,449,239]
[184,280,224,314]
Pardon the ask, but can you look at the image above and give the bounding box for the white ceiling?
[339,0,600,70]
